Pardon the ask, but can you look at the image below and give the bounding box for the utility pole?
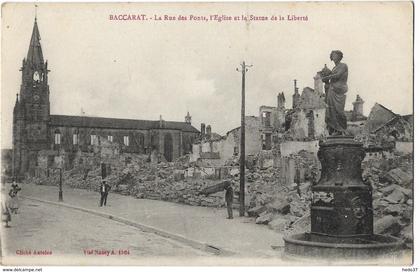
[57,147,63,202]
[58,168,63,202]
[236,61,252,217]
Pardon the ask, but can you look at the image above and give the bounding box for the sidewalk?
[20,183,284,257]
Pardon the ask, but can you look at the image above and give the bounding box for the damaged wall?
[279,140,319,157]
[299,87,326,110]
[191,116,261,165]
[289,109,309,140]
[311,108,327,139]
[259,105,286,131]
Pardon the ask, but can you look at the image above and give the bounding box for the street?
[17,184,283,258]
[1,197,209,264]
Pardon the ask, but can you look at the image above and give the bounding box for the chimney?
[292,79,300,109]
[352,95,364,116]
[277,92,285,110]
[159,115,164,128]
[206,125,212,137]
[200,123,206,138]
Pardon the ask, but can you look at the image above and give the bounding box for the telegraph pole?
[236,61,252,217]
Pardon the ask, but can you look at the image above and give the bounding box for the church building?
[12,19,200,176]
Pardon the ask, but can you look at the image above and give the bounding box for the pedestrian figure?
[225,181,234,219]
[11,180,21,193]
[99,180,111,207]
[2,198,11,228]
[9,180,21,214]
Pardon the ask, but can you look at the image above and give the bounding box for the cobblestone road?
[1,198,210,265]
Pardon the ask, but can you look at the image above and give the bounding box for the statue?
[320,50,348,135]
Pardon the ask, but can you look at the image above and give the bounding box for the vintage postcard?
[0,2,414,267]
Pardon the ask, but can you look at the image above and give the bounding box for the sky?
[1,2,413,149]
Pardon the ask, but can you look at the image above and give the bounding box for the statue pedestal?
[312,136,372,237]
[283,136,403,261]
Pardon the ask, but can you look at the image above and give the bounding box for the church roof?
[50,115,200,133]
[27,19,44,66]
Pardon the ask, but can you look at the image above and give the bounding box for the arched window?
[73,129,79,145]
[54,129,61,145]
[90,132,98,145]
[123,136,129,146]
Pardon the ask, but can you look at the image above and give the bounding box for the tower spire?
[27,16,44,67]
[292,79,301,109]
[185,111,191,124]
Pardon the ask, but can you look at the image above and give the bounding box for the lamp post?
[236,61,252,217]
[56,146,63,202]
[58,167,63,202]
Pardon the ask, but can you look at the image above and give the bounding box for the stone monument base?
[283,232,403,260]
[283,136,404,261]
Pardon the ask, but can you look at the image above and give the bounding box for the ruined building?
[292,79,300,109]
[284,75,327,141]
[363,103,413,151]
[191,75,331,165]
[345,95,367,124]
[344,94,368,135]
[12,19,199,176]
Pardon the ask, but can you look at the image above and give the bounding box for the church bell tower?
[13,18,51,176]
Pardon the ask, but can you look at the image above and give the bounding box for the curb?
[21,196,236,257]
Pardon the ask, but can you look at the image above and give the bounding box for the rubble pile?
[245,149,413,247]
[26,152,226,208]
[243,150,317,234]
[363,152,413,247]
[25,146,412,247]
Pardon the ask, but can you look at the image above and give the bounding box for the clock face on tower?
[33,71,40,81]
[33,94,40,102]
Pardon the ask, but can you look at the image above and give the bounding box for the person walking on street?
[11,180,21,192]
[2,195,12,227]
[225,181,234,219]
[99,180,111,207]
[9,180,21,214]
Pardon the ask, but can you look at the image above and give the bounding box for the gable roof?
[365,103,398,132]
[372,114,411,133]
[373,103,396,116]
[50,115,200,133]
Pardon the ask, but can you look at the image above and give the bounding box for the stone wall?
[242,116,262,155]
[259,105,286,130]
[299,87,326,110]
[312,108,327,138]
[279,141,319,157]
[191,116,262,166]
[49,126,197,163]
[289,109,309,140]
[50,125,150,154]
